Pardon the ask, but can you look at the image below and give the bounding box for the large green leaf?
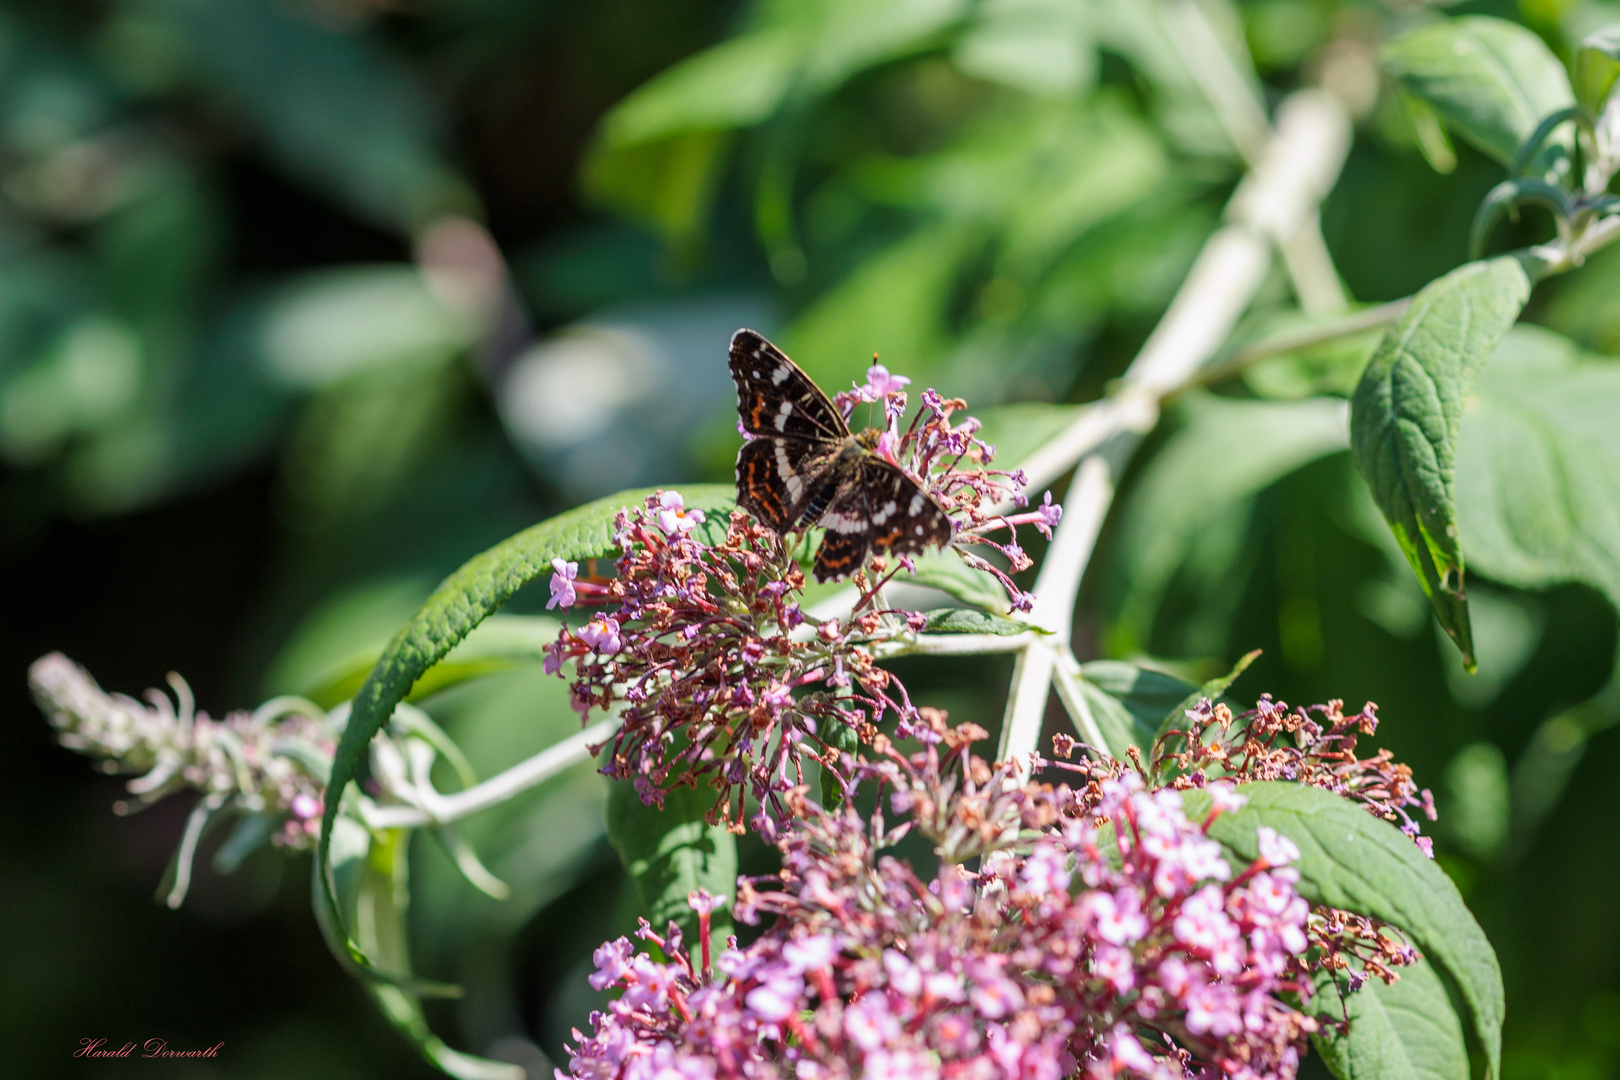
[952,0,1095,98]
[316,485,736,980]
[1310,956,1470,1080]
[1112,394,1349,652]
[1381,16,1575,179]
[607,780,737,938]
[597,30,802,148]
[1187,782,1503,1080]
[1455,325,1620,616]
[1349,257,1531,670]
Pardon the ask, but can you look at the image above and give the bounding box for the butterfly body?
[729,329,953,582]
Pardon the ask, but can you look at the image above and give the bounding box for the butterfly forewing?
[729,330,849,441]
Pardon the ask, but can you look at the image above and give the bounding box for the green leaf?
[1069,660,1199,758]
[584,129,733,244]
[1233,308,1387,401]
[953,0,1095,98]
[1150,648,1259,767]
[607,780,737,938]
[1381,16,1575,178]
[791,0,967,91]
[1575,24,1620,115]
[350,830,523,1080]
[1186,782,1504,1080]
[316,485,735,982]
[1112,394,1349,652]
[598,30,802,148]
[1455,325,1620,620]
[784,224,978,389]
[920,608,1034,635]
[1310,956,1471,1080]
[306,614,564,709]
[1349,257,1531,670]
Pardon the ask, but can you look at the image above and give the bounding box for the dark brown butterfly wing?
[731,329,850,534]
[729,329,849,442]
[811,457,954,582]
[735,435,842,534]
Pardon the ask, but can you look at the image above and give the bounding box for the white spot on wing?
[872,499,898,524]
[771,364,792,385]
[774,441,804,499]
[909,493,924,516]
[824,511,864,534]
[774,400,793,431]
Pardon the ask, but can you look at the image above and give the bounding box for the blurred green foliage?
[7,1,1620,1079]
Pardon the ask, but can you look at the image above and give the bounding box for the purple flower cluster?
[546,493,913,829]
[561,756,1405,1080]
[544,477,1058,829]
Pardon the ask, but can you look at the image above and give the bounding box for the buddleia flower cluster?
[29,652,331,850]
[1151,696,1438,856]
[543,364,1061,831]
[561,734,1419,1080]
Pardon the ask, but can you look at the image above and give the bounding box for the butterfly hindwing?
[736,435,842,533]
[729,329,848,442]
[811,458,954,582]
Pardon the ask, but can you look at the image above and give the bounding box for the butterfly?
[729,328,953,582]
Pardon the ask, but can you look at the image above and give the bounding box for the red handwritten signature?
[74,1038,223,1059]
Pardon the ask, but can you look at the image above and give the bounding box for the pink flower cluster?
[545,494,912,829]
[560,769,1368,1080]
[1152,696,1438,857]
[541,477,1057,830]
